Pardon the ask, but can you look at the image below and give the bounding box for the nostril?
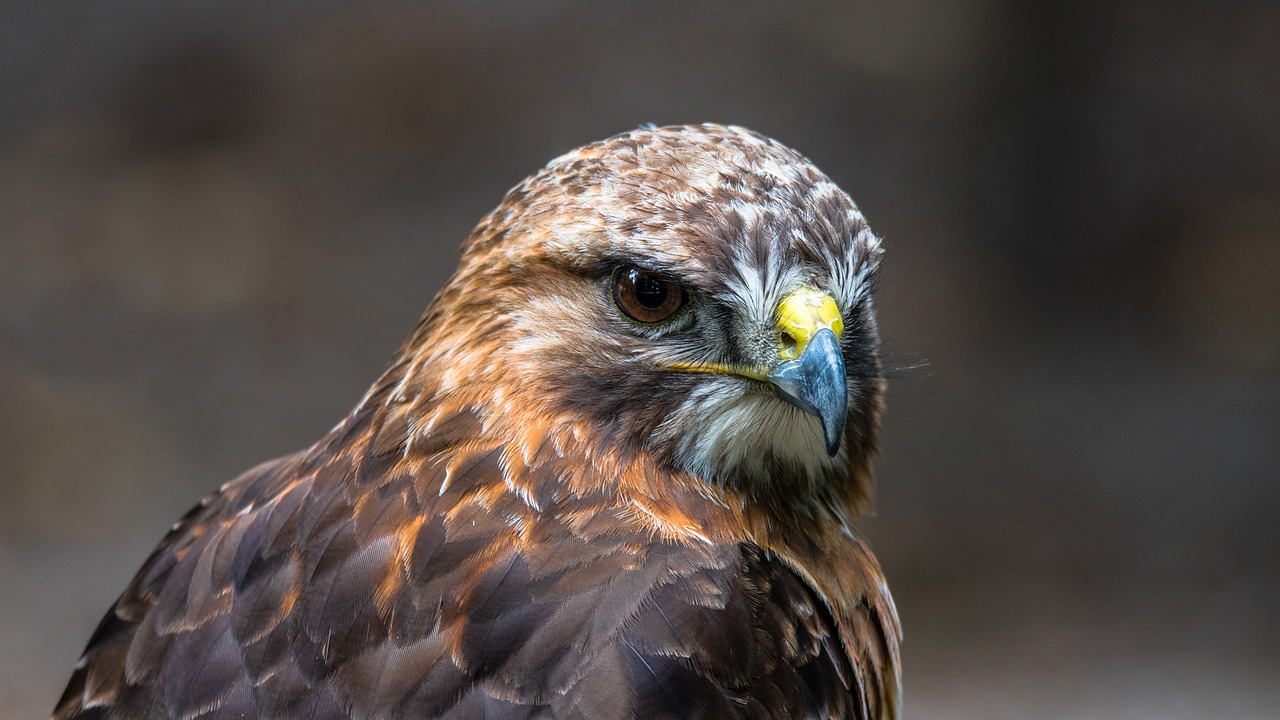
[780,331,798,357]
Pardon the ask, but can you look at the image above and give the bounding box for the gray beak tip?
[766,328,847,459]
[823,426,842,458]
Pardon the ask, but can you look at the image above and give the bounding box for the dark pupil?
[633,272,667,308]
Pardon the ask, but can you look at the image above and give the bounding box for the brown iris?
[612,266,688,324]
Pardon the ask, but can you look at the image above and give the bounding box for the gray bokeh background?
[3,2,1278,718]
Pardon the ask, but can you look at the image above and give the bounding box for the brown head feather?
[390,124,886,538]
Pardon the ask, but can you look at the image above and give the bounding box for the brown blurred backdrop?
[2,2,1278,718]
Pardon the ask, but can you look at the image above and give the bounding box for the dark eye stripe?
[613,266,688,324]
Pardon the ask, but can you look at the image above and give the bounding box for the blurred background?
[2,1,1277,717]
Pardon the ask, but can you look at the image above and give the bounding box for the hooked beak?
[661,285,849,456]
[767,326,846,456]
[767,287,847,456]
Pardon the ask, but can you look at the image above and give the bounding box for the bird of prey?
[54,124,901,720]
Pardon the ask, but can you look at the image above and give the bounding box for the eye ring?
[612,266,689,325]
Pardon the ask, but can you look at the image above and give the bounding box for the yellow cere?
[660,286,842,380]
[774,286,843,361]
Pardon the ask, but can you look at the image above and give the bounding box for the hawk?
[54,124,902,719]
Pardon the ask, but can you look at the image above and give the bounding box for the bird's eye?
[612,266,688,324]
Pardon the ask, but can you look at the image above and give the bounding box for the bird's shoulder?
[54,400,888,719]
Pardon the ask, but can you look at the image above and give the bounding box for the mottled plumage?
[54,124,901,720]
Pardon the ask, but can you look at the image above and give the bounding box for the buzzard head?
[395,124,885,527]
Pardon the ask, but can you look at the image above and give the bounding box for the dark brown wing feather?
[53,392,888,720]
